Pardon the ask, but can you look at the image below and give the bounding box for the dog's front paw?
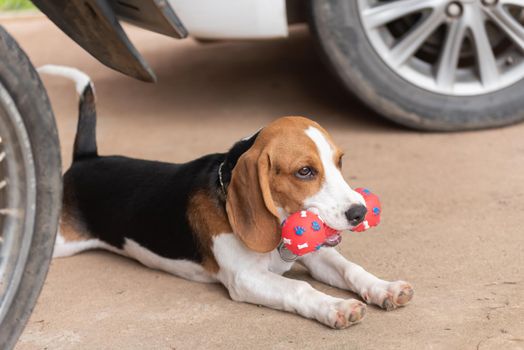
[378,281,414,311]
[330,299,367,329]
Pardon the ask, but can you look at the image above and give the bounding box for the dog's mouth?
[323,226,342,247]
[305,208,343,247]
[323,232,342,247]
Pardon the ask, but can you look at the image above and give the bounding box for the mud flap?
[32,0,188,82]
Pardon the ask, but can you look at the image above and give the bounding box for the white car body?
[169,0,289,39]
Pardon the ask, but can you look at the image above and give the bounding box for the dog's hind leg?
[53,232,125,258]
[53,232,107,258]
[53,213,124,258]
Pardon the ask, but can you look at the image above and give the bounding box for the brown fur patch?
[187,190,232,274]
[262,118,325,213]
[59,207,91,242]
[290,117,345,169]
[252,116,331,213]
[60,179,92,242]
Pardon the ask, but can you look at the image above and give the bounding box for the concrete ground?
[3,16,524,350]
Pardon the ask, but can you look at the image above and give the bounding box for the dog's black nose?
[345,205,367,226]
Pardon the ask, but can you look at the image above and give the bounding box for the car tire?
[0,26,61,350]
[310,0,524,131]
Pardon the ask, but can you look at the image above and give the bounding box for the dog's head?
[226,116,366,253]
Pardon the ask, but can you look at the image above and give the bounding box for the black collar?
[216,130,260,201]
[217,161,227,198]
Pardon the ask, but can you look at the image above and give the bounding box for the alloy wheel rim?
[358,0,524,95]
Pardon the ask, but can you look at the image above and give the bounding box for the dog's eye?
[295,166,315,179]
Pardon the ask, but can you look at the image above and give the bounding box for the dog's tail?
[38,64,98,161]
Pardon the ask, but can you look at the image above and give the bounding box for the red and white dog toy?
[281,188,381,256]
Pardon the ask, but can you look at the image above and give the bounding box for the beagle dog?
[42,65,413,329]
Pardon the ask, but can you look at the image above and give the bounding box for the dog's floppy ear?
[226,144,281,253]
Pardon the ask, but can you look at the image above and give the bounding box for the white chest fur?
[268,249,295,275]
[212,234,294,276]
